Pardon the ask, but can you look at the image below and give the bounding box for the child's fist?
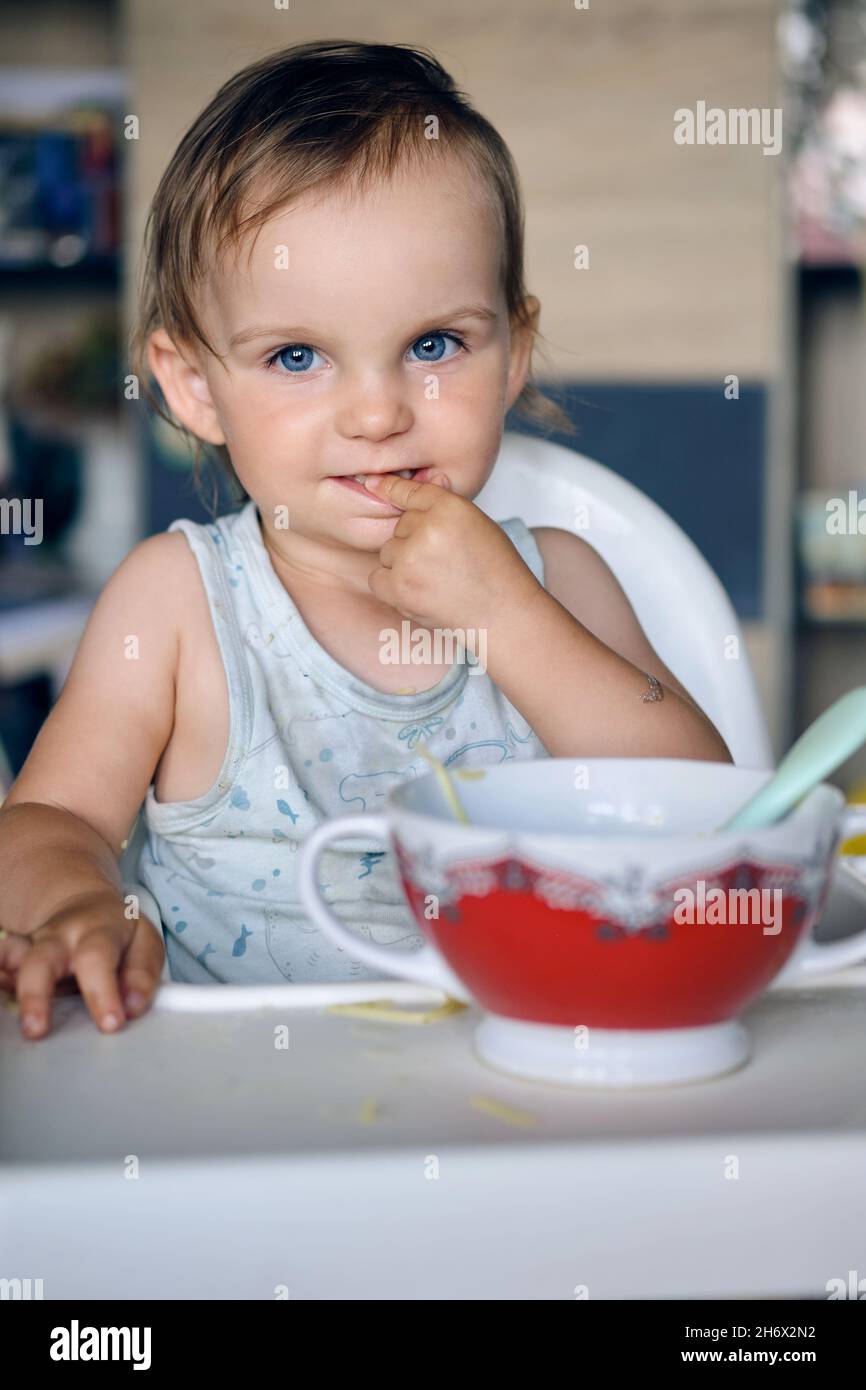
[364,472,541,630]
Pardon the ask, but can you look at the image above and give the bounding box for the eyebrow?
[228,304,498,350]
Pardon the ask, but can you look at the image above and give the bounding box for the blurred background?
[1,0,865,798]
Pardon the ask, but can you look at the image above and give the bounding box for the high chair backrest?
[475,431,773,770]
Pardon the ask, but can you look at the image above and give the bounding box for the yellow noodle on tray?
[469,1095,537,1129]
[326,997,466,1025]
[415,741,471,823]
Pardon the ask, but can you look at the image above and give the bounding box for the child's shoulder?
[126,526,194,566]
[106,528,200,609]
[1,528,198,850]
[91,528,208,672]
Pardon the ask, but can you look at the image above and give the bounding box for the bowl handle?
[770,805,866,986]
[296,815,473,1003]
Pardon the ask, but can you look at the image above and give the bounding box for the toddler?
[0,40,731,1037]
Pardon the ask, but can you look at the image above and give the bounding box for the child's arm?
[489,525,733,760]
[0,533,186,1038]
[363,471,733,762]
[531,528,704,707]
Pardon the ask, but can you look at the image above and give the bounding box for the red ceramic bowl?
[298,759,866,1086]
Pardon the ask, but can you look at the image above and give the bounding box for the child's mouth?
[328,466,431,504]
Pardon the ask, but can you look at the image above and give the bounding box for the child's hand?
[0,890,165,1040]
[364,472,542,630]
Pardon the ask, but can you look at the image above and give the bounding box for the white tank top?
[137,498,548,984]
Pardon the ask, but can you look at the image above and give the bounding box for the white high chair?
[119,429,773,982]
[475,431,772,768]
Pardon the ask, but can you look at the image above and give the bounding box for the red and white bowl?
[298,759,866,1087]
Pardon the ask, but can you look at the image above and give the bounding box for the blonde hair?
[129,39,575,513]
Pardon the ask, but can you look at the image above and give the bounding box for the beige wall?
[124,0,782,382]
[0,0,118,64]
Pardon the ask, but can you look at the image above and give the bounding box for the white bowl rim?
[389,758,845,845]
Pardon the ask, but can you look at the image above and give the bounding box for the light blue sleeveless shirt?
[137,499,548,985]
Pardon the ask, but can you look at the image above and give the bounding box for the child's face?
[152,154,537,572]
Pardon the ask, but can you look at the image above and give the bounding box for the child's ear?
[146,329,226,446]
[504,295,541,412]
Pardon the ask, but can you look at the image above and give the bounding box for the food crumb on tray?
[326,997,467,1025]
[469,1095,537,1129]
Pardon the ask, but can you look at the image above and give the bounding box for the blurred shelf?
[798,259,863,274]
[798,265,863,306]
[798,617,866,632]
[0,594,93,684]
[0,68,127,120]
[0,257,119,291]
[0,559,86,610]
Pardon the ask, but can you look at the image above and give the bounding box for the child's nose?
[334,370,415,441]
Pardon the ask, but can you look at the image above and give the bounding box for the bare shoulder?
[2,529,196,849]
[94,528,207,663]
[128,528,198,587]
[123,529,215,649]
[102,528,196,604]
[141,527,230,804]
[530,526,696,706]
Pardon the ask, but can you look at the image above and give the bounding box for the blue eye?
[408,331,466,363]
[265,330,467,376]
[266,344,325,374]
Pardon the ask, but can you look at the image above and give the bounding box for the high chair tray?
[2,870,866,1300]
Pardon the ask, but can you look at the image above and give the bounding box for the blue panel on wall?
[143,415,240,535]
[507,383,765,619]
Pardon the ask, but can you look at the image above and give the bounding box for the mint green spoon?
[720,687,866,831]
